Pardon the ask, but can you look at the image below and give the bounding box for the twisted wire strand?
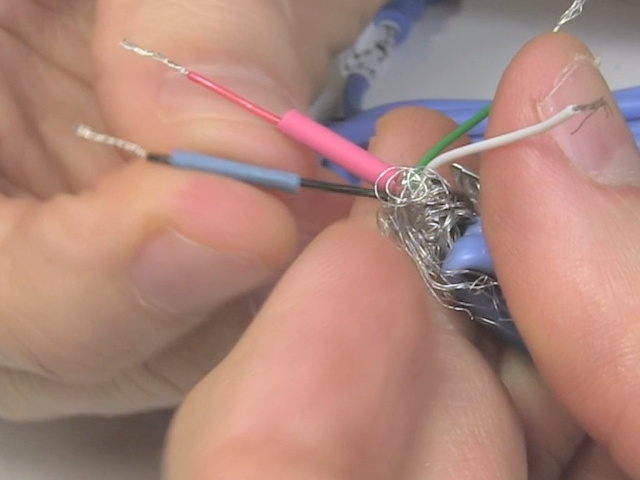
[377,167,510,328]
[553,0,587,32]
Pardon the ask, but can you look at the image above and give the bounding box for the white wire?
[427,101,603,171]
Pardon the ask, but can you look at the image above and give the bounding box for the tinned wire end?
[74,124,149,158]
[553,0,587,32]
[120,39,189,75]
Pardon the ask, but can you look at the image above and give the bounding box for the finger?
[499,348,584,480]
[482,32,640,478]
[166,223,439,479]
[363,105,591,480]
[165,108,524,480]
[362,108,524,479]
[92,0,385,232]
[562,441,631,480]
[93,0,314,170]
[0,298,256,419]
[0,161,296,387]
[351,106,476,220]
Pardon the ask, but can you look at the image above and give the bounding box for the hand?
[164,34,640,479]
[0,0,384,419]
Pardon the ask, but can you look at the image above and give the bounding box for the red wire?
[186,72,281,125]
[184,67,391,184]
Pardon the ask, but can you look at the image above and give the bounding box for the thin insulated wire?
[74,124,384,200]
[120,40,280,125]
[417,104,491,167]
[121,40,392,185]
[426,100,607,171]
[336,1,639,168]
[329,88,640,150]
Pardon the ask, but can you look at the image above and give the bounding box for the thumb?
[0,162,296,386]
[482,33,640,477]
[164,141,440,480]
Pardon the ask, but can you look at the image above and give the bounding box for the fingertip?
[96,160,299,269]
[480,32,602,305]
[479,31,628,322]
[479,32,640,475]
[350,107,465,222]
[481,32,596,197]
[368,107,460,164]
[165,219,437,480]
[488,32,593,125]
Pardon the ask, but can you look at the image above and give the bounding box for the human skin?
[0,0,388,412]
[0,0,382,417]
[165,35,640,480]
[1,1,639,478]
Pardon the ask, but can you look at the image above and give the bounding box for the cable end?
[74,123,148,158]
[120,39,189,75]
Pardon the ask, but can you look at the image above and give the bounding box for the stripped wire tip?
[74,124,148,158]
[120,39,189,75]
[553,0,587,32]
[120,39,281,125]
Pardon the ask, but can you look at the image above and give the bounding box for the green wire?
[417,104,492,168]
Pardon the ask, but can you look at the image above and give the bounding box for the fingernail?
[158,63,296,120]
[538,56,640,183]
[130,230,273,316]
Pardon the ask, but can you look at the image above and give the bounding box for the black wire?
[146,153,387,201]
[146,153,172,164]
[300,178,387,201]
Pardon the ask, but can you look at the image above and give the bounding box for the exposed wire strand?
[120,40,189,75]
[553,0,587,33]
[74,124,148,158]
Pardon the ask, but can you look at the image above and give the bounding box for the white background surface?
[2,1,639,479]
[0,411,171,479]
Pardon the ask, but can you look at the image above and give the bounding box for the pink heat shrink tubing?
[277,110,392,185]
